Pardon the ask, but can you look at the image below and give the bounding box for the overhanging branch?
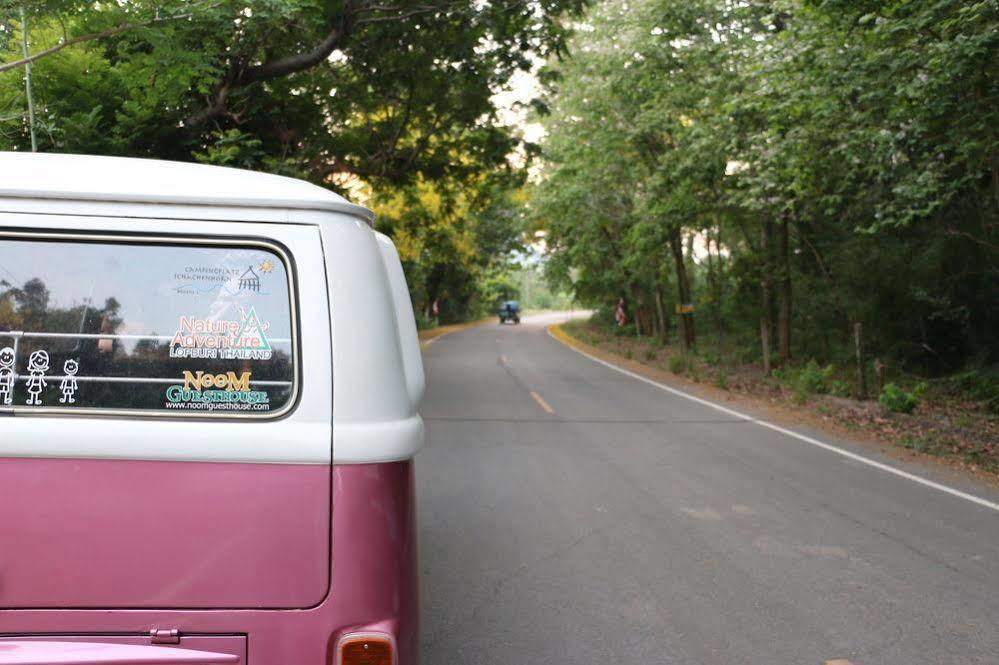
[0,6,218,74]
[239,23,349,83]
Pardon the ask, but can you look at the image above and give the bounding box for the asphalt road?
[417,313,999,665]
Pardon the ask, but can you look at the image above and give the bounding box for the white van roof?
[0,152,374,224]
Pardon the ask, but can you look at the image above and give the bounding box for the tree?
[1,0,586,189]
[372,170,528,323]
[1,0,586,326]
[534,0,999,379]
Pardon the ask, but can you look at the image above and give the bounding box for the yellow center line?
[530,390,555,415]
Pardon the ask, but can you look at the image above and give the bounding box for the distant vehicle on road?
[0,152,424,665]
[499,300,521,324]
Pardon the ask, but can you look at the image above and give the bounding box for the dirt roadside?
[549,322,999,489]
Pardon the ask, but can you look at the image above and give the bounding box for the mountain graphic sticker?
[228,307,272,359]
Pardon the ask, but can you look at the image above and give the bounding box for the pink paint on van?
[0,460,419,664]
[0,458,331,609]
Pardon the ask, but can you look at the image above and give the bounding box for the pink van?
[0,153,425,665]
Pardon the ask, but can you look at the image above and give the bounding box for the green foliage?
[413,311,437,331]
[774,360,836,402]
[613,323,636,337]
[0,1,587,325]
[879,383,920,414]
[372,172,528,322]
[830,380,852,399]
[2,1,587,188]
[712,370,728,390]
[950,368,999,413]
[799,361,835,396]
[668,354,692,375]
[590,306,618,330]
[531,0,999,405]
[515,266,574,311]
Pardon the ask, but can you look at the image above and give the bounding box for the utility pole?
[20,6,38,152]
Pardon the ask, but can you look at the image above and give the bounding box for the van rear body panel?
[0,458,330,609]
[0,461,419,665]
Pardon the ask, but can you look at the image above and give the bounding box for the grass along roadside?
[551,319,999,477]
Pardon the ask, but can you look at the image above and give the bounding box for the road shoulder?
[419,318,492,349]
[549,322,999,502]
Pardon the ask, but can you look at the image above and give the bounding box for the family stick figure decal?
[0,346,14,406]
[25,349,50,406]
[60,358,80,404]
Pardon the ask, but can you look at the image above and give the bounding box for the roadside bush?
[950,368,999,413]
[798,360,835,394]
[774,360,835,398]
[713,370,729,390]
[415,313,437,330]
[613,323,637,337]
[830,379,852,398]
[591,306,617,329]
[669,354,692,375]
[879,383,919,414]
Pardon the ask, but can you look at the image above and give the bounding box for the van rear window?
[0,234,296,417]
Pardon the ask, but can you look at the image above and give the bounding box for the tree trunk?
[760,217,774,375]
[855,322,867,400]
[639,291,653,337]
[654,284,668,343]
[777,211,792,364]
[706,226,716,337]
[648,286,660,340]
[668,226,695,352]
[715,225,725,353]
[631,285,648,336]
[760,319,772,376]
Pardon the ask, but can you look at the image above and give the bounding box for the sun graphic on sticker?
[259,260,275,274]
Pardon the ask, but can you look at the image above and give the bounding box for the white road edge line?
[547,327,999,514]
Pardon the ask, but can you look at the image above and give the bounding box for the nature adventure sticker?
[169,307,273,360]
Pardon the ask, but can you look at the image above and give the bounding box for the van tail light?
[337,633,395,665]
